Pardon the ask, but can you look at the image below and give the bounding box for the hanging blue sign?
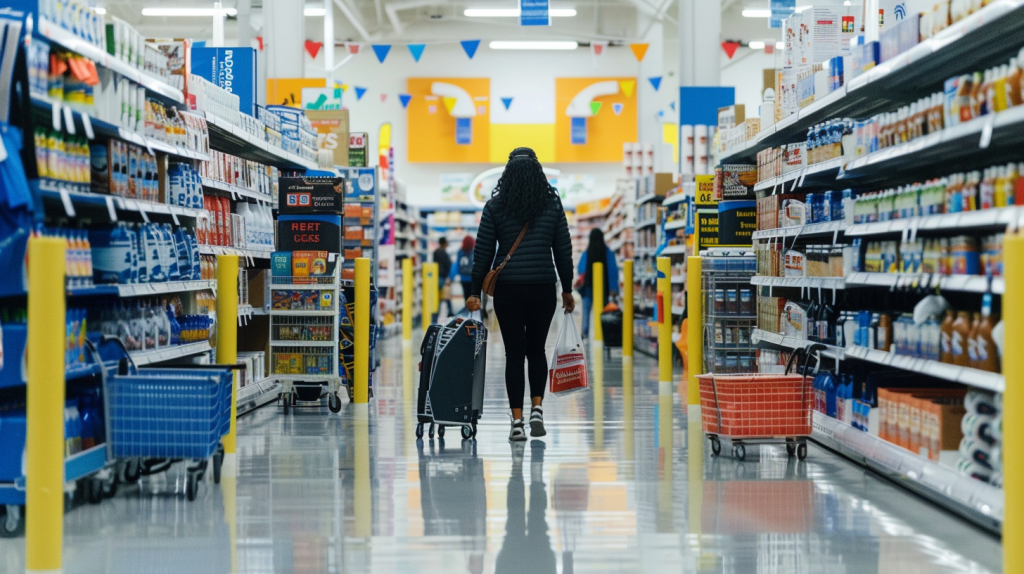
[456,118,473,145]
[570,117,587,145]
[520,0,550,26]
[191,47,258,116]
[770,0,796,28]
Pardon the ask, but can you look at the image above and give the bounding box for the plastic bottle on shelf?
[967,311,982,369]
[976,293,1001,373]
[133,225,147,284]
[951,311,972,367]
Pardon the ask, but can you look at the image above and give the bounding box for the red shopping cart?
[698,373,812,460]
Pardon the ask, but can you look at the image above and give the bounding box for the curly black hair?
[491,147,559,223]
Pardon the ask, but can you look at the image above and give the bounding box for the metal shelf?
[201,178,274,204]
[129,341,212,366]
[845,272,1005,294]
[751,329,844,359]
[636,193,663,205]
[662,193,688,207]
[751,275,846,290]
[754,157,843,192]
[237,379,281,417]
[661,245,688,255]
[198,245,273,260]
[846,207,1022,237]
[269,310,338,316]
[69,279,217,298]
[205,112,318,170]
[664,219,687,231]
[755,1,1024,150]
[35,179,205,222]
[270,340,337,347]
[844,345,1004,392]
[752,220,848,241]
[717,137,760,165]
[813,412,1002,534]
[36,17,184,103]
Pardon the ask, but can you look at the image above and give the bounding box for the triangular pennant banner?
[612,102,624,115]
[501,97,513,110]
[648,76,662,91]
[461,39,480,59]
[442,97,457,114]
[407,43,426,62]
[590,101,603,116]
[255,36,264,51]
[346,43,361,55]
[629,43,649,61]
[669,101,676,111]
[399,94,412,108]
[619,79,635,98]
[371,44,391,63]
[354,86,367,100]
[304,40,323,59]
[341,84,350,92]
[721,41,741,59]
[380,93,387,102]
[591,41,608,57]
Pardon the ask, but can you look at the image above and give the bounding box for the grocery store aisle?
[0,324,1003,574]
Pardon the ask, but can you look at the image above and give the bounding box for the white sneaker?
[530,407,546,437]
[509,418,527,441]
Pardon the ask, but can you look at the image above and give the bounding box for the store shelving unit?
[736,2,1024,531]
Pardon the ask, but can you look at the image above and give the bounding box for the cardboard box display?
[305,109,350,167]
[279,176,345,215]
[653,172,676,197]
[277,215,342,253]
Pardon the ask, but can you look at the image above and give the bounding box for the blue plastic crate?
[137,369,233,438]
[107,371,229,459]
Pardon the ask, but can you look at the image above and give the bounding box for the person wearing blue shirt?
[449,235,487,318]
[576,228,619,338]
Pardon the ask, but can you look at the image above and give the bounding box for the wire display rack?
[269,263,344,413]
[701,249,758,375]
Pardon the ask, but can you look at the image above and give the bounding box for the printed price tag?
[137,205,150,223]
[105,196,117,221]
[51,101,61,131]
[170,208,180,226]
[59,188,76,217]
[81,113,94,139]
[979,115,995,149]
[62,106,75,135]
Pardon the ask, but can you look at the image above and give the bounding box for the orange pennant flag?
[629,43,649,62]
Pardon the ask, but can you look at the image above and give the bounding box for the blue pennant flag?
[399,94,412,108]
[669,101,676,111]
[461,39,481,59]
[355,86,367,100]
[407,44,425,62]
[371,44,391,63]
[501,97,513,110]
[648,76,662,91]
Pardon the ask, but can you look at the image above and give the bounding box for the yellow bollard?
[592,261,604,344]
[424,262,437,323]
[686,256,703,407]
[623,260,633,358]
[657,257,672,395]
[26,237,66,574]
[593,350,605,450]
[402,257,413,342]
[354,258,371,404]
[353,408,372,537]
[1005,232,1024,572]
[623,365,634,480]
[216,255,239,457]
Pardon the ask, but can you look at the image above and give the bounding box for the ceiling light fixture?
[141,7,238,17]
[465,7,577,17]
[742,6,810,17]
[304,6,327,16]
[489,40,579,50]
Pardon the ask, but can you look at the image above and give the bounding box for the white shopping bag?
[548,313,589,395]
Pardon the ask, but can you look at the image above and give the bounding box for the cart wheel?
[186,473,199,501]
[428,423,435,439]
[734,444,746,461]
[328,392,342,413]
[120,459,141,484]
[786,442,796,456]
[415,423,424,439]
[710,437,721,456]
[461,425,473,440]
[213,451,224,485]
[0,505,24,538]
[472,421,478,438]
[438,425,446,438]
[347,386,355,401]
[87,478,104,504]
[282,393,291,414]
[797,443,808,461]
[102,478,118,499]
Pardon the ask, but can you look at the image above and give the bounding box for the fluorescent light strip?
[304,6,327,16]
[465,7,577,17]
[747,41,786,50]
[489,40,578,50]
[142,7,239,16]
[742,5,811,17]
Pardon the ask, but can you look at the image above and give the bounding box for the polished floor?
[0,319,1003,574]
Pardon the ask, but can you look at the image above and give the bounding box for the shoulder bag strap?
[493,224,530,273]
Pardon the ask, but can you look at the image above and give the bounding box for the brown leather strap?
[493,224,529,274]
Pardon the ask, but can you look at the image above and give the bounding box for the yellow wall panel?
[266,78,325,107]
[554,77,637,163]
[407,78,490,163]
[663,122,679,166]
[488,124,556,163]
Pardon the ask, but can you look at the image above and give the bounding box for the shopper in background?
[576,228,619,339]
[450,235,486,317]
[432,236,454,323]
[467,147,574,442]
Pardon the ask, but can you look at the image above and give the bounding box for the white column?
[237,0,252,48]
[637,18,663,151]
[264,0,306,79]
[324,0,334,80]
[212,1,225,47]
[678,0,721,87]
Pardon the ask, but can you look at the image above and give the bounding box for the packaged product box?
[277,214,341,253]
[717,104,745,130]
[271,290,290,310]
[344,226,364,241]
[279,176,345,215]
[248,269,269,311]
[340,166,377,201]
[918,396,967,461]
[349,132,369,167]
[191,47,258,116]
[880,13,921,62]
[89,142,112,194]
[744,118,761,140]
[653,172,676,197]
[716,165,757,200]
[344,204,362,218]
[305,109,350,167]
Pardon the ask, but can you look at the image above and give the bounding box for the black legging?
[493,282,557,410]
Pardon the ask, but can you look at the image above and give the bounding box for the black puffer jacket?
[470,196,573,296]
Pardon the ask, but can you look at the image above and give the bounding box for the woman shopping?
[576,229,619,339]
[466,147,575,442]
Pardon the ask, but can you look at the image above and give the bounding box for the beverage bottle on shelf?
[823,371,838,418]
[967,311,982,369]
[236,202,253,249]
[976,293,1001,373]
[951,311,972,367]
